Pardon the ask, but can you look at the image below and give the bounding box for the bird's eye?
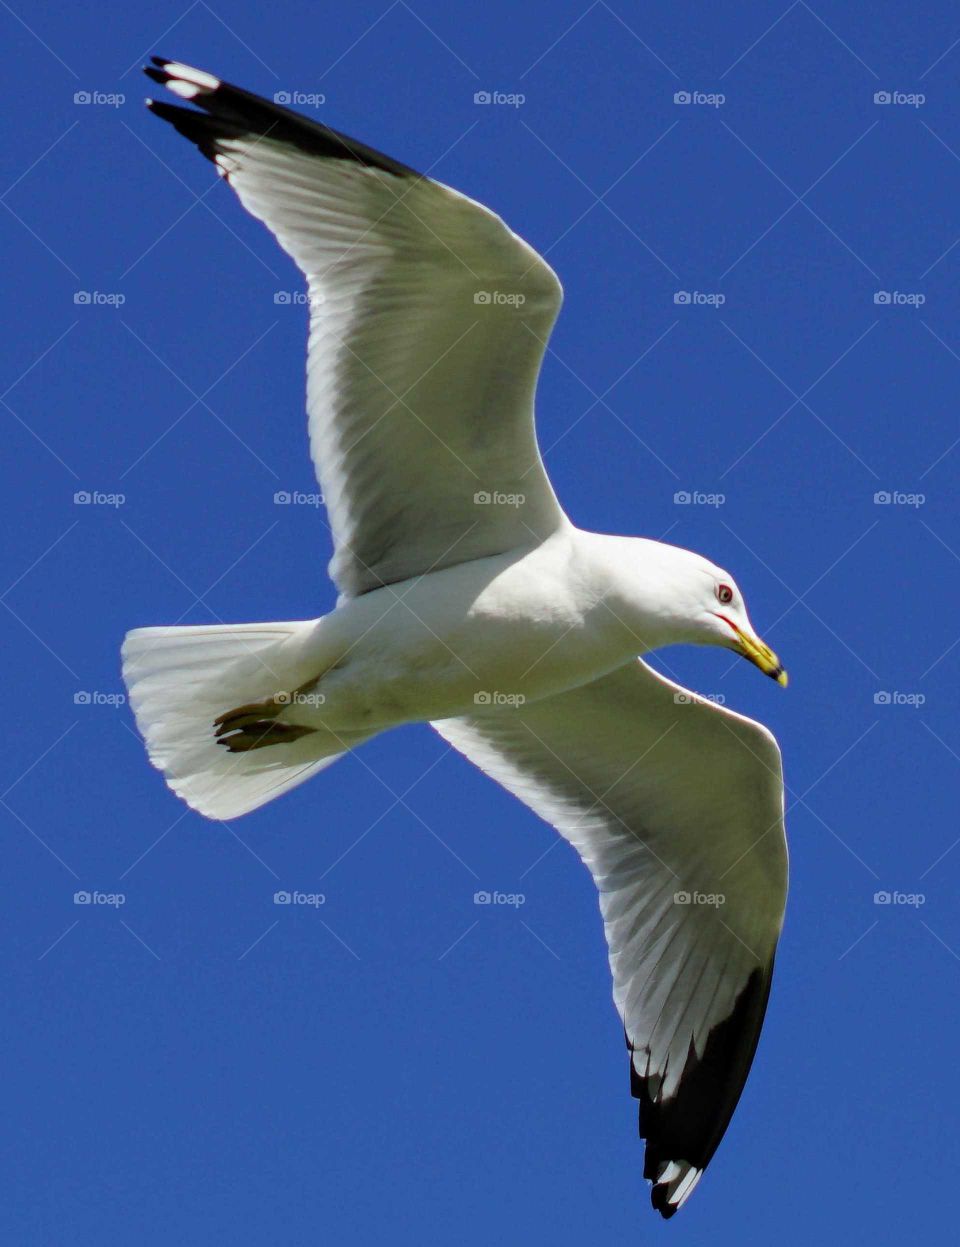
[717,584,734,605]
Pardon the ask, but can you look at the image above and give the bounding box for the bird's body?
[233,529,720,736]
[123,59,791,1219]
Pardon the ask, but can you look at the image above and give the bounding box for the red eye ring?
[717,583,734,605]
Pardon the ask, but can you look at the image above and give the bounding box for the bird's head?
[627,541,788,687]
[693,562,787,686]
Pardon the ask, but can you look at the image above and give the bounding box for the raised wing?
[145,60,567,597]
[433,659,787,1217]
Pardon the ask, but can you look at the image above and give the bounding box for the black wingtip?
[651,1189,678,1220]
[143,98,188,123]
[629,962,774,1217]
[141,55,422,179]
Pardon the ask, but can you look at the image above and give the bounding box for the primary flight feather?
[123,58,789,1219]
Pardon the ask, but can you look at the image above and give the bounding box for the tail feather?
[122,620,365,819]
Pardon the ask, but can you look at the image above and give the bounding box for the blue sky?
[2,1,958,1241]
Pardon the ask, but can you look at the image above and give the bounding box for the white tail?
[122,620,366,820]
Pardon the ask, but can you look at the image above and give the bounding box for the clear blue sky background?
[2,1,958,1242]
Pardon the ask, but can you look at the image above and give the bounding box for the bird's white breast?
[295,528,645,731]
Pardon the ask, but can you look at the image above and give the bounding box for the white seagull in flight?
[124,59,790,1219]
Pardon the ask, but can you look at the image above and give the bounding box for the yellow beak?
[731,624,788,686]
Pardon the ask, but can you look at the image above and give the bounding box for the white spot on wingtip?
[672,1165,703,1207]
[161,62,220,91]
[166,80,201,100]
[655,1160,703,1210]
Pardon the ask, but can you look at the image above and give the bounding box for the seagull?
[123,59,789,1219]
